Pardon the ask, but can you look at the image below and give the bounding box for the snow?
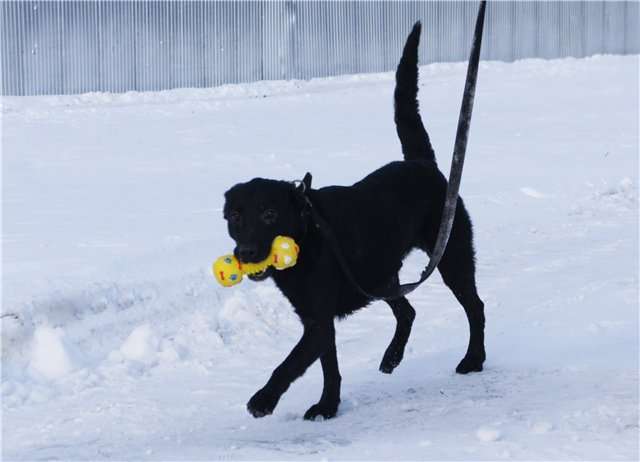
[476,426,502,442]
[2,55,638,459]
[531,421,554,435]
[28,326,75,380]
[519,187,546,199]
[117,324,160,364]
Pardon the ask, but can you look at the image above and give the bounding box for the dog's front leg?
[247,318,333,418]
[303,325,341,420]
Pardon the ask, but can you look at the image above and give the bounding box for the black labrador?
[223,22,486,420]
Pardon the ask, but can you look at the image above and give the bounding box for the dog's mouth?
[247,266,274,281]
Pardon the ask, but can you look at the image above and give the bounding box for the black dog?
[223,22,485,420]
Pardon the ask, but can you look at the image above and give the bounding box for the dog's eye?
[261,209,278,224]
[228,211,242,225]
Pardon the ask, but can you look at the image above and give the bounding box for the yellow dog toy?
[213,236,299,287]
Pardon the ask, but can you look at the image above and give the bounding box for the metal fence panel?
[584,1,605,58]
[1,0,638,96]
[536,2,559,60]
[21,1,64,95]
[98,2,136,93]
[626,1,639,54]
[565,2,585,57]
[61,1,99,94]
[2,1,25,95]
[624,2,640,54]
[513,1,537,59]
[604,1,626,55]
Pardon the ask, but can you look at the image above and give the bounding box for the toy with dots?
[212,236,299,287]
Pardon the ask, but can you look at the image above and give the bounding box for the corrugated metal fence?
[1,1,638,96]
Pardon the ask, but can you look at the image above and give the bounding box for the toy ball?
[271,236,299,270]
[212,236,299,287]
[213,255,245,287]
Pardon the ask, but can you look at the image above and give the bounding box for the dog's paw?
[455,354,485,374]
[247,388,280,418]
[379,345,404,374]
[303,401,339,421]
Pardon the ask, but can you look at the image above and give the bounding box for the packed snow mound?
[217,286,300,344]
[117,324,160,363]
[28,326,75,380]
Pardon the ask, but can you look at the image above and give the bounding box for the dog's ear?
[297,172,312,192]
[291,172,312,213]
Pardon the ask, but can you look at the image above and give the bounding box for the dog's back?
[303,161,443,311]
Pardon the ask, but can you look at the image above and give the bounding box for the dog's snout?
[237,244,258,262]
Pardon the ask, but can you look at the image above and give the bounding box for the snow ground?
[2,55,638,460]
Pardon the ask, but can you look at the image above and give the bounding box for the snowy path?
[2,55,638,460]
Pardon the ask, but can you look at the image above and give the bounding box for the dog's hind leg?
[420,198,486,373]
[438,263,486,374]
[379,294,416,374]
[439,263,485,374]
[304,332,342,420]
[432,208,486,374]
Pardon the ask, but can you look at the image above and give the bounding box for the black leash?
[301,1,486,301]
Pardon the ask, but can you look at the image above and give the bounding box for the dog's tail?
[394,21,436,163]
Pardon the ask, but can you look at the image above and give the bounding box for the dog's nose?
[237,245,258,262]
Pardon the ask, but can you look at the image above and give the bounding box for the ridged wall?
[1,1,638,96]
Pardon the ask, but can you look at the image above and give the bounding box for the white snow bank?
[28,326,75,380]
[217,285,299,345]
[1,55,628,118]
[117,324,160,364]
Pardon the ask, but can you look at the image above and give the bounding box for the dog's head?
[223,174,311,280]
